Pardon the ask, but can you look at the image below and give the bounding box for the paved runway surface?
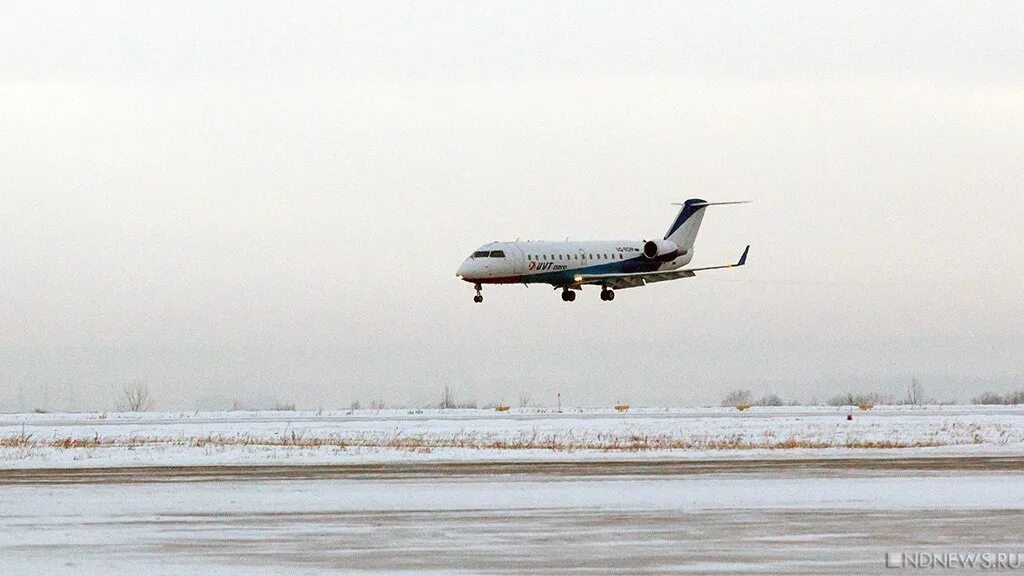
[2,457,1023,575]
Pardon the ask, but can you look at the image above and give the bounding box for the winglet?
[737,245,750,266]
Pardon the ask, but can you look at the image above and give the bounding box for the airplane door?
[577,247,587,271]
[507,243,526,276]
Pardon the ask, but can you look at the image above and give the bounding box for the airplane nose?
[456,260,470,279]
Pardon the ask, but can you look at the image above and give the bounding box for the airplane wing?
[576,245,749,290]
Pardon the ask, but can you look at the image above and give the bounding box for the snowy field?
[2,405,1024,469]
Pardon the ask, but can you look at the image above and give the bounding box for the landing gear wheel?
[600,289,615,301]
[473,283,483,303]
[561,289,576,302]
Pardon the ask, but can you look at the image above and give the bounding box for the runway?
[2,456,1022,575]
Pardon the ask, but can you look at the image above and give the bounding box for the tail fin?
[664,199,749,252]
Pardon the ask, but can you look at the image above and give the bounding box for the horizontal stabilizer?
[671,200,751,207]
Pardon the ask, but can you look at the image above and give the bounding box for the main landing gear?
[473,283,483,303]
[559,287,615,302]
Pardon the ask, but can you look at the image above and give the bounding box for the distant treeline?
[971,390,1024,405]
[720,382,1024,407]
[16,380,1024,414]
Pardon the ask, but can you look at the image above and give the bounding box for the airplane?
[456,198,750,302]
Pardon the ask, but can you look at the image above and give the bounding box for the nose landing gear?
[600,288,615,301]
[473,283,483,303]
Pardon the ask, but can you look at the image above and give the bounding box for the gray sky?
[2,1,1022,410]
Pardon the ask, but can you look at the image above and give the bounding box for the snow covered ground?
[3,407,1024,574]
[2,405,1023,469]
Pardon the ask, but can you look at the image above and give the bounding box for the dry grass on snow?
[0,430,974,453]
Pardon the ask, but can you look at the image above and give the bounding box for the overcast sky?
[2,2,1022,410]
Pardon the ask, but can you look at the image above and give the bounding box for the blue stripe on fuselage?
[520,256,661,285]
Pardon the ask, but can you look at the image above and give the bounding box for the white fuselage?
[456,240,694,286]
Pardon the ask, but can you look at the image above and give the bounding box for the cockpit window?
[489,250,506,258]
[472,251,490,258]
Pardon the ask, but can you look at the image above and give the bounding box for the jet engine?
[643,239,681,261]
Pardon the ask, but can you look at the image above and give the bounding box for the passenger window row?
[526,253,623,261]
